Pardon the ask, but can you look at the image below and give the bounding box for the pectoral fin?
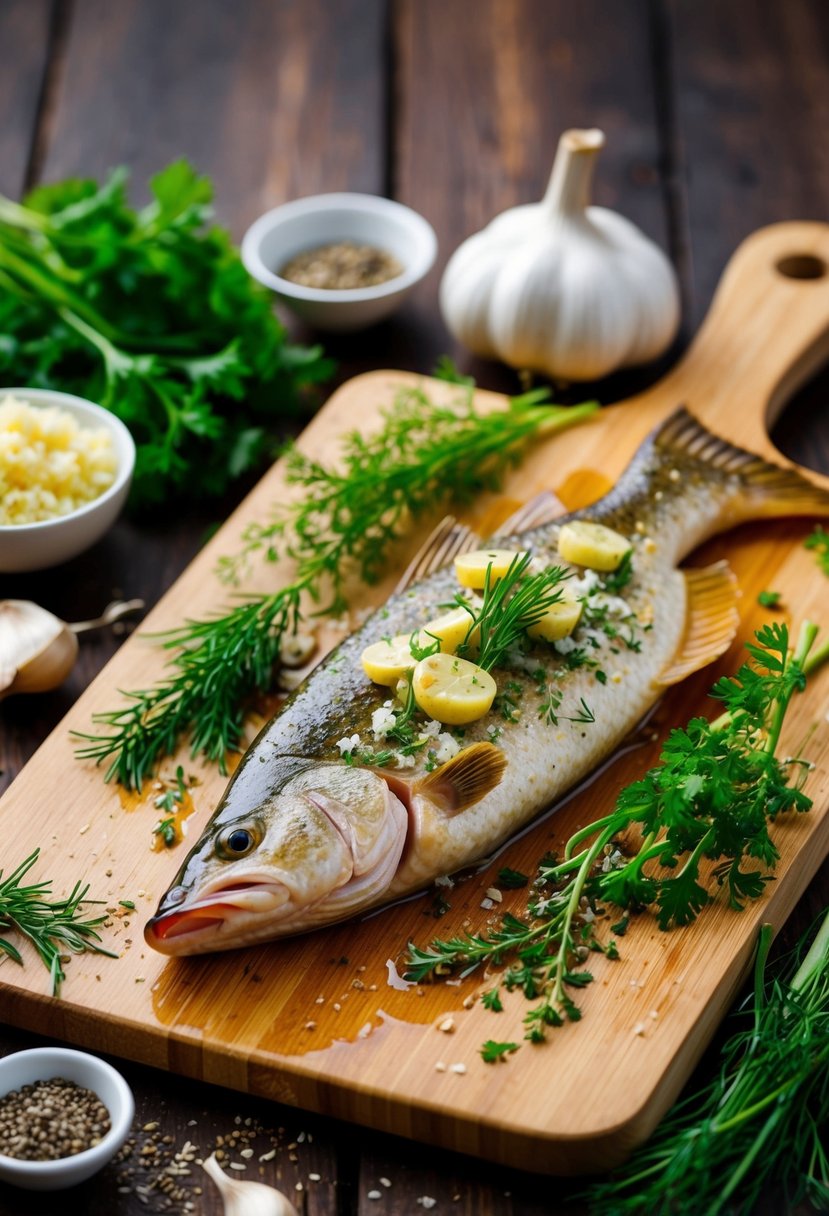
[415,742,507,815]
[657,560,739,686]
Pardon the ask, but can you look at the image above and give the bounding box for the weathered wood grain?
[0,0,53,198]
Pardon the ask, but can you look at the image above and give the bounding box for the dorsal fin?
[394,516,479,593]
[657,560,740,686]
[415,742,507,815]
[495,490,568,536]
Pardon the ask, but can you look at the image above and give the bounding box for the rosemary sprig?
[0,849,116,996]
[586,911,829,1215]
[74,384,597,789]
[406,622,819,1042]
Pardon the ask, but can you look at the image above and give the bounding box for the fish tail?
[654,407,829,524]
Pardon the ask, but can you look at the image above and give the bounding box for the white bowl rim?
[0,387,136,535]
[241,192,438,303]
[0,1046,134,1177]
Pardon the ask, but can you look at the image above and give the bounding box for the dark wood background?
[1,1,829,1212]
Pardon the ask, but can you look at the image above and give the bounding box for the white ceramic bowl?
[0,387,135,574]
[0,1047,134,1190]
[241,192,438,331]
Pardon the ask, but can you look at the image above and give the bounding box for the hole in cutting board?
[771,361,829,476]
[775,254,826,280]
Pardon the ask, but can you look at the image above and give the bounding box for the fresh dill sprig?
[0,849,116,996]
[405,622,819,1042]
[455,552,570,671]
[74,385,597,789]
[585,911,829,1216]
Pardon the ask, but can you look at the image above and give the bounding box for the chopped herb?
[602,549,634,593]
[480,1040,519,1063]
[118,900,136,911]
[153,818,177,847]
[595,670,608,685]
[497,867,529,889]
[758,589,782,608]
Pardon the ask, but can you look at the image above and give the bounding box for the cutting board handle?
[642,222,829,476]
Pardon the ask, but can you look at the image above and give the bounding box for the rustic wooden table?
[2,1,829,1212]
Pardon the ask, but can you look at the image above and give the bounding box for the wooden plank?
[0,0,53,198]
[39,0,386,237]
[669,0,829,326]
[390,0,669,388]
[1,225,829,1179]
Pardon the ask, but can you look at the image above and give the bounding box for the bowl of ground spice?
[241,193,437,331]
[0,387,135,573]
[0,1047,134,1190]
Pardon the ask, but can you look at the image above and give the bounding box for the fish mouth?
[144,879,292,954]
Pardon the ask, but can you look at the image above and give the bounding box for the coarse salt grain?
[450,1063,466,1075]
[368,1190,382,1200]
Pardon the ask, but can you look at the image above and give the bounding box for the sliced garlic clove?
[202,1153,299,1216]
[0,600,78,697]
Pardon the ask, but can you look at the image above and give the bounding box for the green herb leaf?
[480,1040,519,1063]
[758,589,782,608]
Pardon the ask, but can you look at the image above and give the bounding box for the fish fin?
[394,516,480,593]
[495,491,568,536]
[415,742,507,815]
[655,407,829,521]
[657,560,740,686]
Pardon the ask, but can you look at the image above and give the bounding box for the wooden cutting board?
[2,223,829,1175]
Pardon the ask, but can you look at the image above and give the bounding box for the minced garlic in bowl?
[0,393,117,525]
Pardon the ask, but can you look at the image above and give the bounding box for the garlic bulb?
[0,600,78,698]
[439,128,680,380]
[202,1153,299,1216]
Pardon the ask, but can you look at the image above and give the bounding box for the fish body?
[146,409,829,955]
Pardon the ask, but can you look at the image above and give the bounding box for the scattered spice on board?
[279,241,403,289]
[0,1077,111,1159]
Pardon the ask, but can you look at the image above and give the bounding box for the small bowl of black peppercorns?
[0,1047,134,1190]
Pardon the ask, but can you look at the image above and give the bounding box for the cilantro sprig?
[0,162,332,505]
[406,622,820,1043]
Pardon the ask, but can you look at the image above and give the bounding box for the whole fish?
[146,408,829,955]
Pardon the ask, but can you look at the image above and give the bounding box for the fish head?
[145,760,409,955]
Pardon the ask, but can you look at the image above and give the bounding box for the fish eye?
[217,824,260,859]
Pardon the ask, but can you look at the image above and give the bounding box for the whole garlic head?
[439,128,680,381]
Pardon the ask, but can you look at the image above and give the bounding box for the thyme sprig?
[0,850,116,996]
[74,385,597,789]
[586,911,829,1215]
[406,622,819,1043]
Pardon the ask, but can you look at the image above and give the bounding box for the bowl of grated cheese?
[0,388,135,573]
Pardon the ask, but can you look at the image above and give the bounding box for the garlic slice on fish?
[0,599,78,697]
[202,1153,299,1216]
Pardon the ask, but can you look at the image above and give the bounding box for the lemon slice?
[454,548,527,590]
[557,521,631,571]
[412,653,497,725]
[420,605,479,653]
[361,635,417,685]
[526,591,583,643]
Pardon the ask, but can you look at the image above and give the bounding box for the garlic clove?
[202,1153,299,1216]
[0,600,78,698]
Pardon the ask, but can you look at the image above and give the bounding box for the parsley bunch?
[406,622,820,1045]
[0,162,332,505]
